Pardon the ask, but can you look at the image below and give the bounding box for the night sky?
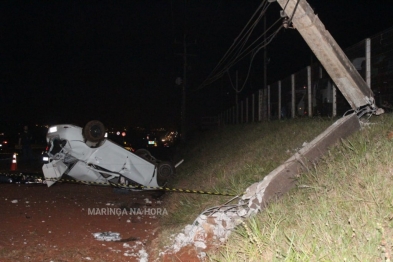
[1,0,393,131]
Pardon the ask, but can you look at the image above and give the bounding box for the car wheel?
[157,161,175,186]
[83,120,105,142]
[135,149,156,163]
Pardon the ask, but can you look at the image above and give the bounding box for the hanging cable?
[203,0,269,86]
[283,0,300,29]
[197,16,283,90]
[196,0,292,91]
[287,0,301,25]
[195,0,300,93]
[200,3,270,88]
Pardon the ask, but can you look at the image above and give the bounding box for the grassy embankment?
[157,113,393,261]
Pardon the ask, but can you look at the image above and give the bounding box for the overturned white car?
[42,120,176,189]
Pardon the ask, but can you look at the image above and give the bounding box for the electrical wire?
[232,0,296,92]
[201,20,283,91]
[198,3,271,89]
[218,0,292,74]
[196,0,292,91]
[227,23,283,93]
[227,1,269,66]
[197,12,283,90]
[287,0,301,25]
[201,0,269,87]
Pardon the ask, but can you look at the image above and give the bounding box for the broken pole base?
[242,113,361,216]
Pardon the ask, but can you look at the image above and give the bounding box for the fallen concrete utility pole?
[276,0,382,114]
[164,1,385,256]
[240,112,361,216]
[167,113,362,257]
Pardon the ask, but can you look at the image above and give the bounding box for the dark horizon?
[1,0,392,130]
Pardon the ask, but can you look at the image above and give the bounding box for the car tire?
[83,120,106,142]
[157,161,175,186]
[135,149,156,163]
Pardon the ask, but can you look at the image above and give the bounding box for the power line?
[196,0,286,91]
[197,15,283,90]
[198,0,269,89]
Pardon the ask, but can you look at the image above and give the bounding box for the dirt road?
[0,181,166,261]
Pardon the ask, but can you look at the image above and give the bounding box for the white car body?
[42,123,172,189]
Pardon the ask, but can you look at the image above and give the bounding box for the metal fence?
[218,26,393,124]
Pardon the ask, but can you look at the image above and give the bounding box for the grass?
[154,112,393,261]
[155,117,334,250]
[208,113,393,261]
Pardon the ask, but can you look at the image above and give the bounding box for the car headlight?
[48,126,57,133]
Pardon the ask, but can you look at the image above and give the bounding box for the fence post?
[241,100,244,123]
[246,97,249,123]
[278,81,282,120]
[366,38,371,88]
[332,86,337,117]
[263,88,268,120]
[307,66,312,117]
[252,93,255,122]
[258,89,263,121]
[267,85,271,119]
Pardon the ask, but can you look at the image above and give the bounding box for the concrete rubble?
[162,113,361,260]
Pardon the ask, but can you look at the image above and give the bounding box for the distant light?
[43,156,49,161]
[104,132,108,138]
[121,132,126,137]
[116,131,120,136]
[48,126,57,133]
